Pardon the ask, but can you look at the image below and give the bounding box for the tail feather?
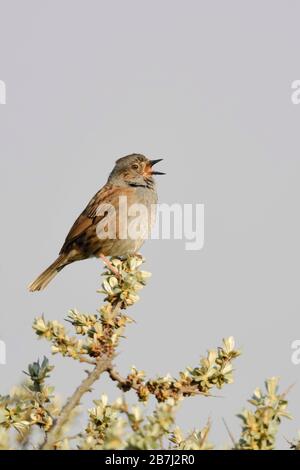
[28,254,68,292]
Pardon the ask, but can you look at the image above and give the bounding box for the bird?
[28,154,165,292]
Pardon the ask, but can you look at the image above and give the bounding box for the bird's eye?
[132,163,139,170]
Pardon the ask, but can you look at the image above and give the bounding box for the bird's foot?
[99,253,121,279]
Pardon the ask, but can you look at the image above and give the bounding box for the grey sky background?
[0,0,300,448]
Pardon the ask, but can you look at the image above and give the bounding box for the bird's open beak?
[150,159,166,175]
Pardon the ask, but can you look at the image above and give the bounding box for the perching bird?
[28,154,165,291]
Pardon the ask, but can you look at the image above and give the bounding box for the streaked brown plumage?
[28,154,164,291]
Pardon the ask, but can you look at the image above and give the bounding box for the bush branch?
[41,355,112,449]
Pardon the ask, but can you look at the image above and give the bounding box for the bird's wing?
[59,184,112,253]
[59,184,133,254]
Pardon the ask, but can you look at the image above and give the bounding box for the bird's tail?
[28,254,69,292]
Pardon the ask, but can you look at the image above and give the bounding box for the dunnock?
[28,154,165,291]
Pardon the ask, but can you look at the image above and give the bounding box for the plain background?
[0,0,300,449]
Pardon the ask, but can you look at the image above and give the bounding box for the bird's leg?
[99,253,121,279]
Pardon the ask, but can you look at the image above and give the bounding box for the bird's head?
[108,154,165,187]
